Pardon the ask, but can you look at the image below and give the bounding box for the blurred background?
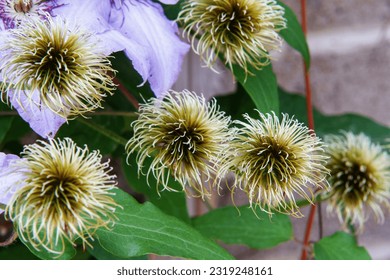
[174,0,390,259]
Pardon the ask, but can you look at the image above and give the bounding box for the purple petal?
[9,90,67,139]
[109,1,189,98]
[0,153,19,169]
[0,153,25,213]
[157,0,179,4]
[54,0,189,97]
[111,0,179,9]
[98,29,151,81]
[54,0,111,32]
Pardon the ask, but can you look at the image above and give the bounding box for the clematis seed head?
[179,0,286,73]
[0,16,115,118]
[6,138,118,255]
[324,132,390,232]
[222,112,329,216]
[126,90,232,198]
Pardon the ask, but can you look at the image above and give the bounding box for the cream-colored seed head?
[126,90,232,199]
[0,17,115,118]
[324,132,390,232]
[6,138,118,255]
[179,0,286,72]
[222,112,329,216]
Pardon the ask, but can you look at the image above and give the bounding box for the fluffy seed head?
[0,17,115,118]
[179,0,286,72]
[223,112,329,216]
[126,90,232,198]
[324,132,390,231]
[6,138,118,255]
[0,0,59,29]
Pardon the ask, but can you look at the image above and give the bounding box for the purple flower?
[0,0,54,29]
[0,0,67,138]
[0,152,25,214]
[54,0,189,98]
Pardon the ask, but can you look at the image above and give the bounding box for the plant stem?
[0,111,17,116]
[89,111,138,118]
[299,0,319,260]
[114,77,140,109]
[76,118,128,147]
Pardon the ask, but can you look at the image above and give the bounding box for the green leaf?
[88,243,147,260]
[19,232,77,260]
[232,63,279,114]
[95,188,234,260]
[122,155,190,224]
[0,102,30,150]
[0,241,39,260]
[162,0,184,21]
[279,88,390,142]
[278,1,311,69]
[0,116,14,145]
[216,85,256,121]
[0,239,91,260]
[57,115,127,155]
[314,231,371,260]
[193,205,293,249]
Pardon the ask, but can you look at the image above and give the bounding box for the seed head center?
[170,122,203,153]
[215,2,256,39]
[338,160,372,192]
[13,0,32,13]
[251,136,296,181]
[40,173,83,211]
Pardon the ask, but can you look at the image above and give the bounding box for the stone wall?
[273,0,390,127]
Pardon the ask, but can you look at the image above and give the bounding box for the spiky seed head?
[324,132,390,231]
[0,17,115,118]
[6,138,118,255]
[222,112,329,216]
[0,0,58,29]
[179,0,286,72]
[126,90,232,198]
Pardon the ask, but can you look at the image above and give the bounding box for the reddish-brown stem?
[300,204,316,259]
[304,70,315,131]
[113,77,140,109]
[300,0,317,260]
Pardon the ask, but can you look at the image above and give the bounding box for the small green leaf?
[314,231,371,260]
[232,63,279,114]
[123,155,190,224]
[193,205,293,249]
[162,0,184,21]
[279,88,390,142]
[95,188,233,260]
[278,1,311,69]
